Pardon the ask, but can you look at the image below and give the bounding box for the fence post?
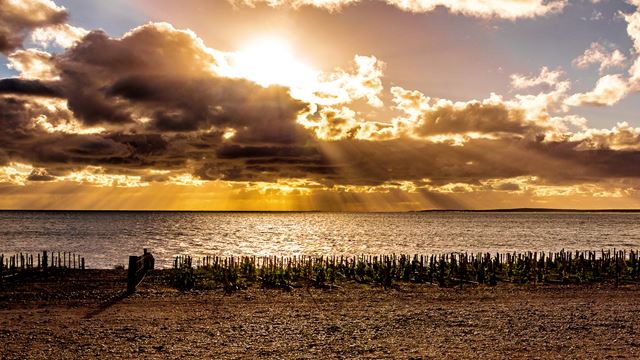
[143,249,155,270]
[127,256,138,294]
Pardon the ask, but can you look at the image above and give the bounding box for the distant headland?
[418,208,640,213]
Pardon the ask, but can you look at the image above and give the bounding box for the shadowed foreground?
[1,271,639,359]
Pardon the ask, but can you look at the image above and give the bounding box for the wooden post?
[42,251,48,271]
[127,256,138,294]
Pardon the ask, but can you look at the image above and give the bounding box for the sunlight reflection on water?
[1,211,639,269]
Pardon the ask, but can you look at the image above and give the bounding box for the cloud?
[45,22,309,145]
[388,72,575,143]
[0,78,61,97]
[53,23,223,126]
[1,8,640,208]
[0,96,173,170]
[570,122,640,151]
[564,74,629,107]
[0,22,319,184]
[299,105,399,141]
[563,6,640,108]
[26,168,56,181]
[7,49,59,80]
[0,0,68,54]
[298,66,572,145]
[572,42,626,74]
[221,52,386,108]
[234,0,567,19]
[510,67,564,89]
[508,67,571,120]
[391,87,536,139]
[30,23,88,49]
[311,55,385,108]
[625,6,640,89]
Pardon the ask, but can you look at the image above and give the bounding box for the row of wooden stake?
[172,249,640,287]
[0,251,85,275]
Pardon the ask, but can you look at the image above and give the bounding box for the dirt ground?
[1,270,639,359]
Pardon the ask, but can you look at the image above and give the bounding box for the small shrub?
[173,264,195,291]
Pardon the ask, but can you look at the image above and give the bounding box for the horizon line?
[1,208,640,213]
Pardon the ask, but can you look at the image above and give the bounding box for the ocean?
[1,211,639,269]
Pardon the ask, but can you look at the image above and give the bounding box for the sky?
[0,0,640,210]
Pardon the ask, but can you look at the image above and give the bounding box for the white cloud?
[313,55,385,107]
[235,0,567,19]
[510,67,564,89]
[30,23,88,49]
[7,48,58,80]
[509,67,571,120]
[572,42,626,74]
[625,7,640,89]
[564,74,629,107]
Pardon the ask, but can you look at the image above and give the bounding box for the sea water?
[0,211,638,269]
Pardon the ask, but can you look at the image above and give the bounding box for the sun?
[226,37,319,90]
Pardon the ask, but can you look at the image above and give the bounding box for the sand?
[1,270,639,359]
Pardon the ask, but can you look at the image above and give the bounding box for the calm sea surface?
[1,211,639,269]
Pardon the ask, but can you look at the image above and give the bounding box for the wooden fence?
[1,251,85,284]
[127,249,155,294]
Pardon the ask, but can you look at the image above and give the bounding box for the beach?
[1,270,639,359]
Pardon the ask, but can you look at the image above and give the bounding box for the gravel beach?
[1,270,639,359]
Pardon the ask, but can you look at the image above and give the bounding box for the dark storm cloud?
[0,78,61,97]
[194,143,329,181]
[105,133,168,157]
[17,133,132,165]
[0,0,68,54]
[525,140,640,180]
[189,143,335,181]
[315,139,525,186]
[0,21,311,180]
[39,23,308,144]
[216,145,320,159]
[3,86,640,188]
[0,96,54,137]
[106,74,306,140]
[53,25,220,126]
[411,102,533,137]
[312,138,640,186]
[0,97,185,170]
